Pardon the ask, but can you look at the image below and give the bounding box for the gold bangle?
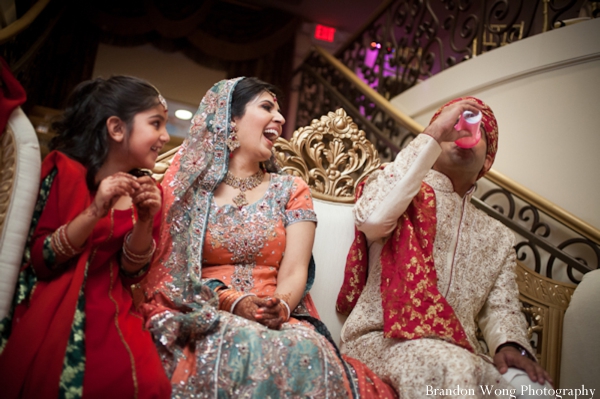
[122,232,156,264]
[51,224,83,259]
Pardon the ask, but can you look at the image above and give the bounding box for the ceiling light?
[175,109,193,120]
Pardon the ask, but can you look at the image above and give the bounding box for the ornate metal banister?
[295,44,599,283]
[485,169,600,245]
[334,0,590,99]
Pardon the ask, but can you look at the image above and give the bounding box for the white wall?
[93,43,226,108]
[391,18,600,230]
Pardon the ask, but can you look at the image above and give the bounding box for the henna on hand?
[92,172,140,218]
[132,176,161,222]
[255,297,285,330]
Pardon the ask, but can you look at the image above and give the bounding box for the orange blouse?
[201,173,317,298]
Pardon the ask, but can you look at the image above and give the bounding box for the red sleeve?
[29,152,91,280]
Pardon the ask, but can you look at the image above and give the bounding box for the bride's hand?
[233,296,283,330]
[255,297,285,330]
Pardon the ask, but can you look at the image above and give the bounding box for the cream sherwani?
[340,134,534,398]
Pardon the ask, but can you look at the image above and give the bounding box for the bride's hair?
[230,77,282,119]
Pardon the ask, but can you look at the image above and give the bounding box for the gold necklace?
[223,169,265,208]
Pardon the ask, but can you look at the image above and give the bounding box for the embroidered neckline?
[426,169,476,200]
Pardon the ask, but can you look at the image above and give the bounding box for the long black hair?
[230,77,282,119]
[50,76,161,191]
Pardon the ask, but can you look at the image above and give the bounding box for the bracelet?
[120,262,150,279]
[50,224,84,259]
[122,232,156,265]
[218,288,243,311]
[497,342,531,360]
[230,293,257,313]
[279,299,291,321]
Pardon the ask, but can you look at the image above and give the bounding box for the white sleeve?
[354,134,441,242]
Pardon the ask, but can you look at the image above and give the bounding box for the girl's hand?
[90,172,140,218]
[131,176,161,222]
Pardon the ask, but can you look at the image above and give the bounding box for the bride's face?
[233,91,285,162]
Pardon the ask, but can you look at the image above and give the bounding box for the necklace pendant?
[232,192,248,208]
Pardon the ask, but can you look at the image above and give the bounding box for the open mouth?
[263,129,280,143]
[151,146,162,153]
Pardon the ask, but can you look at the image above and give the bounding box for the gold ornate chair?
[515,263,575,387]
[0,108,41,319]
[151,108,578,386]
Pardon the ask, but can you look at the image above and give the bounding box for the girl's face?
[233,91,285,162]
[125,104,170,170]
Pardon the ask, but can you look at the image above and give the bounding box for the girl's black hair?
[230,77,283,119]
[50,75,161,191]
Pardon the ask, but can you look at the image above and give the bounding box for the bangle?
[218,289,242,311]
[279,300,291,321]
[120,262,150,279]
[122,232,156,265]
[230,293,257,313]
[51,224,84,259]
[498,343,531,359]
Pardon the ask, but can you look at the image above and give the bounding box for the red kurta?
[0,151,170,399]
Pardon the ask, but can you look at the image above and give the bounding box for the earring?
[226,121,240,153]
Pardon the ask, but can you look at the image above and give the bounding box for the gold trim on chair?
[0,126,17,237]
[516,261,575,387]
[274,108,380,203]
[151,147,179,183]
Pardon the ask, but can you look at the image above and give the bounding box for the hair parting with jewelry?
[50,75,164,191]
[230,77,282,119]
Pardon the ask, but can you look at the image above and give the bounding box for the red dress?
[0,151,171,399]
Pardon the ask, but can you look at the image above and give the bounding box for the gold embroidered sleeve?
[354,134,441,242]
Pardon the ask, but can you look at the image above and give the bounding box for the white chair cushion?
[0,108,40,319]
[310,198,356,345]
[560,269,600,391]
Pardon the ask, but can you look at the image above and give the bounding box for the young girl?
[0,76,171,398]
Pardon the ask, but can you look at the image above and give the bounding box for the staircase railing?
[295,45,599,284]
[334,0,591,99]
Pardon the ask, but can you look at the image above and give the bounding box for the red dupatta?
[0,152,94,398]
[337,180,473,352]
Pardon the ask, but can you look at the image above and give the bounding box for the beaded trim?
[158,94,168,111]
